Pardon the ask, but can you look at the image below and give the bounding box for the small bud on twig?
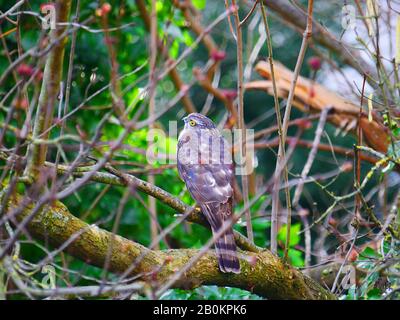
[307,56,321,71]
[210,50,226,62]
[16,64,34,78]
[96,3,112,17]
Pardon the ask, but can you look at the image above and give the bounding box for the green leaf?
[393,127,400,138]
[168,39,180,59]
[182,30,194,46]
[252,218,271,231]
[288,249,304,267]
[192,0,206,10]
[360,246,380,259]
[367,288,382,299]
[278,223,301,247]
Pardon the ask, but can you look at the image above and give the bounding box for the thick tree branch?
[5,191,336,300]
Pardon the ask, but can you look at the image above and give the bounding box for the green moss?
[2,184,335,299]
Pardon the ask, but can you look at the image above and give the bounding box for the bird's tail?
[212,226,240,274]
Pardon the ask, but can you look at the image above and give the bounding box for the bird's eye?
[189,120,197,127]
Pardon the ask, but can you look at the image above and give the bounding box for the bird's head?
[182,113,216,130]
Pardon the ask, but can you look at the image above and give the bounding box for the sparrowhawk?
[177,113,240,273]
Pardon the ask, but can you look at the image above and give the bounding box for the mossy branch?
[5,191,336,300]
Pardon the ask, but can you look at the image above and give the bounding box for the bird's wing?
[177,158,234,229]
[177,131,239,273]
[178,132,233,198]
[178,161,233,203]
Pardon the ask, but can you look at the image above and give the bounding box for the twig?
[331,228,358,294]
[259,1,292,255]
[148,0,159,249]
[292,107,331,206]
[270,0,313,260]
[239,0,259,27]
[231,0,253,243]
[0,0,25,20]
[224,0,237,41]
[354,75,367,220]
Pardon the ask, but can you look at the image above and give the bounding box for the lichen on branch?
[4,189,335,300]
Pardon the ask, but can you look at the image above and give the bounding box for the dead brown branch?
[246,61,389,153]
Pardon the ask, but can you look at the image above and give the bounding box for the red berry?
[16,63,34,77]
[102,3,112,14]
[308,56,321,71]
[96,3,112,17]
[211,50,226,61]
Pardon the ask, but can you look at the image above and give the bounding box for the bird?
[177,113,240,273]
